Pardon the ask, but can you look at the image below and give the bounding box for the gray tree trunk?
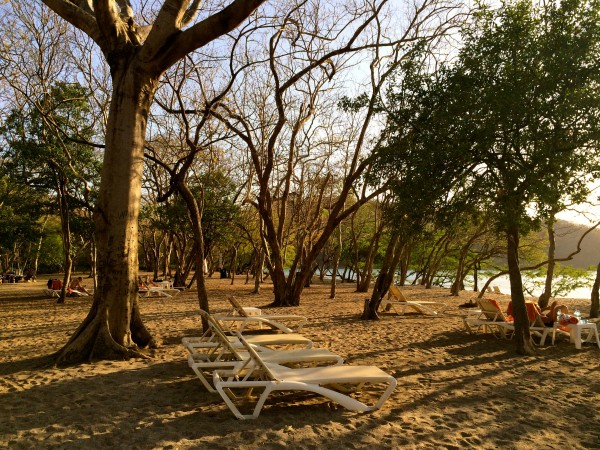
[54,66,157,364]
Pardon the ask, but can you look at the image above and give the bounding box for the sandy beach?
[1,277,599,449]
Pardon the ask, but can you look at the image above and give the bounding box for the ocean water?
[464,273,595,300]
[309,268,596,299]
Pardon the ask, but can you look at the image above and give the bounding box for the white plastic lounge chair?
[464,299,559,345]
[381,285,444,316]
[182,309,313,355]
[463,298,513,337]
[185,310,344,392]
[42,288,60,298]
[213,332,397,419]
[506,301,570,346]
[214,296,308,333]
[138,286,180,298]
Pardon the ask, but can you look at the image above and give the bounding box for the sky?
[555,183,600,226]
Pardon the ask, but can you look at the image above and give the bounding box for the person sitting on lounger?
[138,276,149,289]
[68,277,91,296]
[138,275,160,289]
[539,300,568,327]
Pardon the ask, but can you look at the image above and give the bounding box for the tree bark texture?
[538,219,556,308]
[55,67,157,364]
[506,225,536,355]
[357,223,384,292]
[362,234,402,320]
[177,181,209,331]
[39,0,267,365]
[591,260,600,318]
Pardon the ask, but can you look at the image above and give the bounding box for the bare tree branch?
[40,0,102,44]
[153,0,266,72]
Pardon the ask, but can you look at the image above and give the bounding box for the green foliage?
[367,0,600,293]
[196,170,242,256]
[451,0,600,232]
[523,264,593,298]
[141,169,242,261]
[2,82,98,189]
[0,81,100,272]
[37,218,64,274]
[377,0,600,238]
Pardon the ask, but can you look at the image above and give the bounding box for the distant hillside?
[553,220,600,269]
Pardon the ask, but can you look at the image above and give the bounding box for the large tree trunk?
[362,234,402,320]
[590,260,600,318]
[177,181,209,330]
[56,179,73,304]
[538,217,556,308]
[330,224,342,299]
[54,67,157,365]
[357,224,383,292]
[506,225,535,355]
[450,249,467,297]
[89,235,97,291]
[261,206,292,305]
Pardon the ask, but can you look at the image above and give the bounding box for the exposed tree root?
[131,298,156,348]
[53,303,152,367]
[514,335,538,356]
[361,299,382,320]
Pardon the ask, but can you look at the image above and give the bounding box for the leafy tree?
[0,171,47,273]
[365,0,600,344]
[458,1,600,353]
[360,45,480,318]
[432,0,600,353]
[29,1,266,364]
[199,171,241,260]
[138,169,241,287]
[1,81,98,301]
[523,264,592,298]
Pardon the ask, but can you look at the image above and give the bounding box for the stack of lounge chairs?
[182,303,397,419]
[211,296,308,333]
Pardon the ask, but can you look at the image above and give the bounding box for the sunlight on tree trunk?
[506,226,536,356]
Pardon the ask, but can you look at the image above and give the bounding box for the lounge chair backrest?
[228,296,250,317]
[477,298,508,322]
[198,309,244,360]
[388,285,407,302]
[234,332,277,381]
[506,301,543,326]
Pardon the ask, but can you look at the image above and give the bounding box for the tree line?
[1,0,600,361]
